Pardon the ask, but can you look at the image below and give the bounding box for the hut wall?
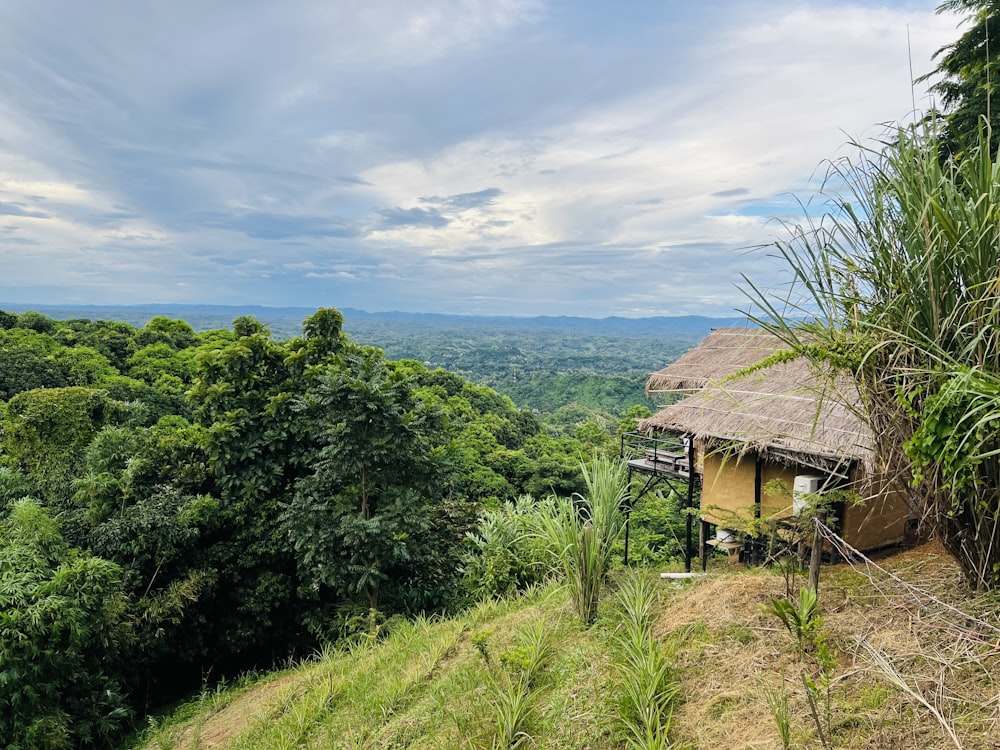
[700,452,800,527]
[840,471,912,550]
[699,454,912,551]
[760,463,802,519]
[693,438,706,474]
[699,452,756,527]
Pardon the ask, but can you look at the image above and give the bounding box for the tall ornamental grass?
[536,455,629,624]
[746,122,1000,590]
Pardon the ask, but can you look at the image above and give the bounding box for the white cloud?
[305,271,357,280]
[359,2,956,297]
[0,0,965,315]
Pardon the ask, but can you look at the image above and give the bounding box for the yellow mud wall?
[699,453,755,527]
[698,453,913,551]
[840,472,913,551]
[759,464,802,520]
[699,453,801,529]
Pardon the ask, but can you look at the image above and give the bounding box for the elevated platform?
[626,447,691,478]
[621,432,691,478]
[621,431,701,571]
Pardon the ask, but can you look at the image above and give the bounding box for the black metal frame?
[620,431,701,571]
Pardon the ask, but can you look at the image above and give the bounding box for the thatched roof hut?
[639,327,872,473]
[646,327,781,394]
[637,328,912,554]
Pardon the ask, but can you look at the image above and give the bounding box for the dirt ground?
[168,672,305,750]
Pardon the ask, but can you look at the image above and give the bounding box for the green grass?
[610,571,680,749]
[129,547,1000,750]
[131,583,628,750]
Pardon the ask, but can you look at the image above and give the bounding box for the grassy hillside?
[134,585,625,749]
[131,542,999,750]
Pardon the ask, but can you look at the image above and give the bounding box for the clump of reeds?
[463,495,556,601]
[536,455,628,624]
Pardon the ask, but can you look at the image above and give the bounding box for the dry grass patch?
[152,671,306,750]
[657,542,1000,750]
[655,573,798,749]
[653,572,786,638]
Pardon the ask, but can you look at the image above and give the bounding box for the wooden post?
[624,506,630,567]
[684,436,695,573]
[751,457,762,565]
[699,518,707,572]
[808,510,826,593]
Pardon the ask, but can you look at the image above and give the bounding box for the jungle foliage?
[0,305,675,749]
[924,0,1000,158]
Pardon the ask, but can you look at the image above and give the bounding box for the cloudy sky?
[0,1,961,317]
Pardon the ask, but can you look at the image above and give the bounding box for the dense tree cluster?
[0,307,605,748]
[925,0,1000,157]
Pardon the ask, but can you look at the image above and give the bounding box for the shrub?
[536,456,628,624]
[462,495,555,601]
[0,500,131,749]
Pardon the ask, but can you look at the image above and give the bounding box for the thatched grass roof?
[640,328,872,469]
[646,327,778,394]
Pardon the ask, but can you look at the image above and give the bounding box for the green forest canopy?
[0,302,720,418]
[0,305,689,749]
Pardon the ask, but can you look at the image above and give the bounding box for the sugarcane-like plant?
[613,571,678,750]
[536,455,629,624]
[745,122,1000,591]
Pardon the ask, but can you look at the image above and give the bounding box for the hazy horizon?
[0,300,754,323]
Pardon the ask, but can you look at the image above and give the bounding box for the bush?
[535,456,628,624]
[0,500,131,749]
[462,495,555,601]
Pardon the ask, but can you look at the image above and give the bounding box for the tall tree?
[185,310,346,659]
[283,347,460,619]
[925,0,1000,156]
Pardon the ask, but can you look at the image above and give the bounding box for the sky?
[0,1,963,318]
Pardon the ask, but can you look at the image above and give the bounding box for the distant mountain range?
[0,303,752,340]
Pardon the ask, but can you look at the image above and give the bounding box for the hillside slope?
[657,542,996,749]
[132,543,998,750]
